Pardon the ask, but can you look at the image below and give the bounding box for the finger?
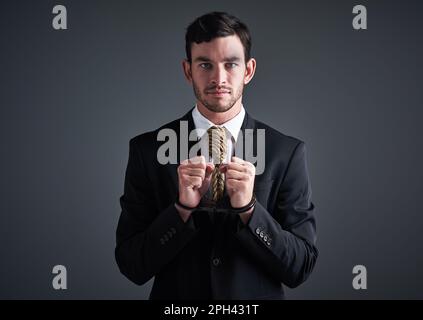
[225,169,248,181]
[182,161,206,170]
[225,178,244,191]
[205,163,215,178]
[183,168,205,179]
[230,157,255,172]
[218,163,228,173]
[187,159,207,169]
[231,156,245,164]
[186,176,202,189]
[226,162,249,173]
[189,155,206,165]
[228,162,256,176]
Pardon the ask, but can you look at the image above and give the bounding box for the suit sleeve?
[115,138,199,285]
[235,141,318,288]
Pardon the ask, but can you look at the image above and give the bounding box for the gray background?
[1,0,422,299]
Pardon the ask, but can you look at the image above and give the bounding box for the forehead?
[191,35,245,62]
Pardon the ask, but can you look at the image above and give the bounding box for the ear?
[182,59,193,83]
[244,58,256,85]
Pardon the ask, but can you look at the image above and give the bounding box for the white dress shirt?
[192,104,245,163]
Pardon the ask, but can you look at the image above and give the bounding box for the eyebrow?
[193,56,242,63]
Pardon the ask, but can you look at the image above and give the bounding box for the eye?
[226,63,237,68]
[199,63,212,70]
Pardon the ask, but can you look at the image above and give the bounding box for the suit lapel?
[235,111,257,161]
[166,109,197,191]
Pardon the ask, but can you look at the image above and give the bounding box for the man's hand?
[177,156,214,208]
[221,156,255,208]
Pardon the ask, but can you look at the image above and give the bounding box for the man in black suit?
[115,11,318,300]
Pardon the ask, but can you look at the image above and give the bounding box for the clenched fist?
[220,156,256,208]
[177,156,214,208]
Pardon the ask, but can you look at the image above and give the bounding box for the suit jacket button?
[212,258,221,267]
[264,235,268,241]
[255,227,261,235]
[160,238,165,245]
[167,230,173,238]
[171,227,176,234]
[164,234,169,241]
[266,241,271,246]
[259,231,264,238]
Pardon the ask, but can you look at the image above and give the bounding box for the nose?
[210,64,227,86]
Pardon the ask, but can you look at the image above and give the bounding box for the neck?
[197,100,242,125]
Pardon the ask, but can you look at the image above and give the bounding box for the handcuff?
[176,193,256,214]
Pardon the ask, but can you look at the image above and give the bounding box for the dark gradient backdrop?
[0,0,422,299]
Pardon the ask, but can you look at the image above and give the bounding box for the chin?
[202,98,233,112]
[205,104,233,113]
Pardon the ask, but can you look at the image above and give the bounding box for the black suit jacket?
[115,110,318,300]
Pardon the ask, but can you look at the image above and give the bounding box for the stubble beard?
[193,81,244,113]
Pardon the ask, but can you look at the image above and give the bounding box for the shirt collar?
[192,104,246,142]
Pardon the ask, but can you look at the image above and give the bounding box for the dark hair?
[185,12,252,64]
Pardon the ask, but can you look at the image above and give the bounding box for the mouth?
[207,91,230,97]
